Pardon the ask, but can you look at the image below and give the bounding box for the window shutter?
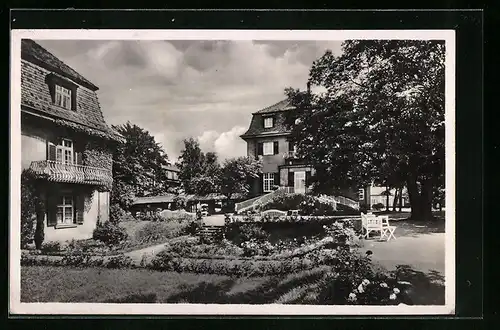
[259,173,264,194]
[288,172,294,187]
[46,194,58,226]
[306,171,311,186]
[47,143,56,161]
[74,152,83,165]
[74,194,85,224]
[257,143,263,156]
[273,141,279,155]
[274,172,280,186]
[288,141,294,152]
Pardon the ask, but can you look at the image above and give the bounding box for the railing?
[29,160,112,187]
[281,186,311,194]
[334,195,360,210]
[284,151,298,159]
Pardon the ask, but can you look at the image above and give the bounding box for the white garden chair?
[361,213,383,239]
[379,215,397,241]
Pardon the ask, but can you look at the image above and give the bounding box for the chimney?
[306,81,311,94]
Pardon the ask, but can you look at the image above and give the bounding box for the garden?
[20,191,444,305]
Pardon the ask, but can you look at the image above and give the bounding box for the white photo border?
[9,29,456,315]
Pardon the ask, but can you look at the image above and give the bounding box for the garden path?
[358,220,445,275]
[124,235,195,264]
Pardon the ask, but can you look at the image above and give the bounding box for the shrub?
[66,239,110,255]
[40,241,62,253]
[21,170,42,249]
[172,195,187,210]
[109,204,135,224]
[106,255,133,268]
[135,213,166,222]
[134,220,190,244]
[184,221,201,236]
[92,221,129,246]
[238,224,270,242]
[241,239,275,257]
[372,203,385,211]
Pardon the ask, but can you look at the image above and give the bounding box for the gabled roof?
[240,99,294,139]
[254,98,295,114]
[21,39,98,91]
[20,39,122,142]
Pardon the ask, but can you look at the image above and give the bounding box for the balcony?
[28,160,113,187]
[284,151,298,159]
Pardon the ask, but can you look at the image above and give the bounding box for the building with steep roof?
[21,39,123,243]
[240,98,315,196]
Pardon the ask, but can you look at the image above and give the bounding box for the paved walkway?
[124,235,195,263]
[358,220,446,275]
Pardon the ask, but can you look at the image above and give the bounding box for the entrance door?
[294,171,306,194]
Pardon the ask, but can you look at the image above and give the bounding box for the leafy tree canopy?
[285,40,445,220]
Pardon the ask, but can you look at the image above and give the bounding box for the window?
[358,189,365,201]
[56,138,74,164]
[263,173,275,192]
[56,195,74,224]
[263,142,274,155]
[263,116,274,128]
[55,85,72,110]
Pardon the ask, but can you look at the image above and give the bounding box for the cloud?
[197,126,247,161]
[35,39,344,160]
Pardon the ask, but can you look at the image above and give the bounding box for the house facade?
[163,165,181,187]
[240,99,317,197]
[21,39,123,242]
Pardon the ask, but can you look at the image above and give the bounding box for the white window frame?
[56,138,74,165]
[55,85,72,110]
[358,189,365,201]
[263,116,274,128]
[263,173,275,192]
[57,195,74,225]
[263,141,274,155]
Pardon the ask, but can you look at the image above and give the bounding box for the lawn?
[21,263,443,304]
[21,265,330,304]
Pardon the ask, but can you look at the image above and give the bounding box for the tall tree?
[176,138,206,194]
[285,40,445,220]
[111,122,170,209]
[219,157,262,201]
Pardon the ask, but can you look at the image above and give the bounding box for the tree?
[285,40,445,220]
[176,138,206,194]
[111,122,170,210]
[219,157,261,201]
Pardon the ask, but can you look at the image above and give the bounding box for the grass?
[20,264,443,305]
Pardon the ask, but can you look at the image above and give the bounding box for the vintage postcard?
[10,29,455,315]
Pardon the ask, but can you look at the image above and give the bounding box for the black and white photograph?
[10,29,455,315]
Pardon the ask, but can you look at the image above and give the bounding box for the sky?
[36,39,343,162]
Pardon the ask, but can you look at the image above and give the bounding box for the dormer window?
[55,85,72,110]
[46,73,78,111]
[263,116,274,128]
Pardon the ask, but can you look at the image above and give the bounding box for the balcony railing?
[284,151,298,159]
[29,160,113,187]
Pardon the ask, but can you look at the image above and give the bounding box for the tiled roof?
[20,39,117,141]
[132,192,247,206]
[163,164,180,172]
[132,194,178,205]
[241,100,293,138]
[254,99,295,114]
[21,39,98,91]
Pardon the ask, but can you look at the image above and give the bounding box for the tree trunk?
[385,186,390,212]
[420,178,434,221]
[398,187,403,212]
[392,188,399,212]
[407,175,422,220]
